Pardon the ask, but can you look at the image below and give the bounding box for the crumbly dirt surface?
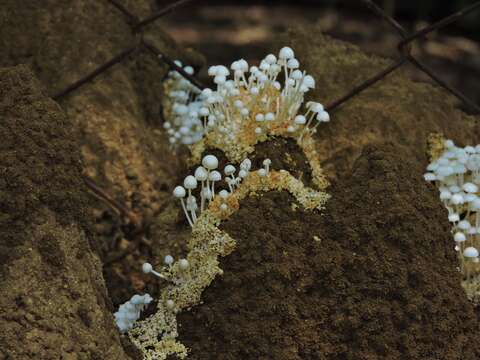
[177,144,480,360]
[0,65,133,359]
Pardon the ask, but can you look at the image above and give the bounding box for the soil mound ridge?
[177,144,480,360]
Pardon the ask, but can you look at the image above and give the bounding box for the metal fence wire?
[51,0,480,115]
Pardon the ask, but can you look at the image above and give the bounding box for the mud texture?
[284,25,480,181]
[177,144,480,360]
[0,0,204,310]
[0,65,133,359]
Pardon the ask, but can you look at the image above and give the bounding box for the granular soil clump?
[0,65,132,359]
[177,143,480,359]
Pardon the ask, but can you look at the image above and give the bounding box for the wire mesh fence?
[51,0,480,115]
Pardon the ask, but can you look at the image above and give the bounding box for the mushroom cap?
[164,255,174,265]
[316,111,330,122]
[219,190,229,199]
[202,155,219,170]
[448,213,460,222]
[239,169,248,178]
[224,164,236,175]
[166,300,175,309]
[194,166,208,181]
[265,113,275,121]
[463,246,479,258]
[173,186,186,198]
[184,175,198,189]
[279,46,295,60]
[451,194,464,205]
[287,58,299,69]
[303,75,315,89]
[294,115,306,125]
[265,54,277,64]
[240,158,252,172]
[179,259,189,270]
[458,220,471,230]
[142,262,153,274]
[454,232,466,242]
[209,170,222,182]
[463,182,478,193]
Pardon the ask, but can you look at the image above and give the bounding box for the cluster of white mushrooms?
[172,154,255,226]
[163,61,206,146]
[424,139,480,277]
[114,293,153,332]
[163,47,330,148]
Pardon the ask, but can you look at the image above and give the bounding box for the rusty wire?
[51,0,202,101]
[325,0,480,114]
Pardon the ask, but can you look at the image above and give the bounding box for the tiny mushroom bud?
[265,113,275,121]
[463,182,478,193]
[166,300,175,310]
[178,259,189,270]
[164,255,174,265]
[258,168,267,177]
[219,190,229,199]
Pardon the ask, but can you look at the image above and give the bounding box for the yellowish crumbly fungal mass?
[129,169,329,359]
[133,47,331,359]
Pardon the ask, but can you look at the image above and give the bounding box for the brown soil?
[177,143,480,360]
[0,65,132,359]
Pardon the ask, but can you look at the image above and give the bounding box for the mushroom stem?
[180,198,193,227]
